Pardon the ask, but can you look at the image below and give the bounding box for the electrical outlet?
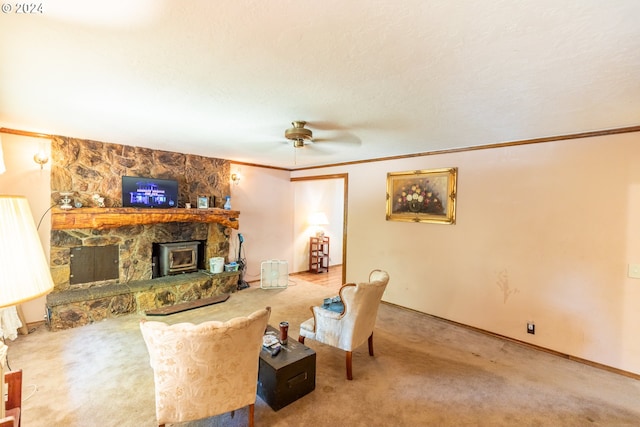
[527,322,535,335]
[628,264,640,279]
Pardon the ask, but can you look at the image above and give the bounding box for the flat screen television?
[122,176,178,208]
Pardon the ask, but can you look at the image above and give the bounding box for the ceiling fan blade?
[288,142,332,157]
[313,131,361,146]
[277,120,363,159]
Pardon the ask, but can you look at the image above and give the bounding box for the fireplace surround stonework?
[46,136,240,330]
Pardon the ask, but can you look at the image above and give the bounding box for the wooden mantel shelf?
[51,207,240,230]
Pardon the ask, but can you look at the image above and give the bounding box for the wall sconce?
[33,143,49,169]
[231,172,241,186]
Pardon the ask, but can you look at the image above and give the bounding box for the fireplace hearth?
[46,208,240,330]
[46,269,241,331]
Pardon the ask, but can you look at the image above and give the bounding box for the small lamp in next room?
[309,212,329,238]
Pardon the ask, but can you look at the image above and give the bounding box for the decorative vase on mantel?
[60,192,73,210]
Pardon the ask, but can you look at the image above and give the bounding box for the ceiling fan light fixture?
[285,121,313,147]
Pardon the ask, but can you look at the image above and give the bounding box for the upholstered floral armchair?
[140,307,270,427]
[298,270,389,380]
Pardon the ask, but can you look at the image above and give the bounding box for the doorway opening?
[291,173,348,284]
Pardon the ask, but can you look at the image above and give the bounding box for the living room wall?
[227,165,294,283]
[285,132,640,376]
[4,129,639,376]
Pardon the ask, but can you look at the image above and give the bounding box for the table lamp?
[309,212,329,238]
[0,195,55,420]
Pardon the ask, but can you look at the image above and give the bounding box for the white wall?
[0,134,52,324]
[287,133,640,375]
[229,165,294,283]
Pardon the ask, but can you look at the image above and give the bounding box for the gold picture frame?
[386,167,457,224]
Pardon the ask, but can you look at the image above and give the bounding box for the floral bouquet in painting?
[393,180,444,214]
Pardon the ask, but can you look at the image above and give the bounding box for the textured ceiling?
[1,1,639,169]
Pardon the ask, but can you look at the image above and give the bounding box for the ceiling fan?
[284,121,313,148]
[278,120,363,165]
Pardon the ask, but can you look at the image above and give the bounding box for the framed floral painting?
[386,167,457,224]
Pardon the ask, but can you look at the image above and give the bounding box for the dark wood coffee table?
[257,325,316,411]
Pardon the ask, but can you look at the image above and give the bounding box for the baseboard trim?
[381,301,640,381]
[24,320,46,333]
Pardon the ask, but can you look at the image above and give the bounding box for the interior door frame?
[290,173,348,283]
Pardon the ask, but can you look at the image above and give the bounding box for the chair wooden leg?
[368,332,374,356]
[346,351,353,380]
[248,403,255,427]
[298,335,305,344]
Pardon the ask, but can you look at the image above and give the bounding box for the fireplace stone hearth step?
[46,270,241,331]
[145,293,230,316]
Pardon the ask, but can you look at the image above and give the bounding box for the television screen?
[122,176,178,208]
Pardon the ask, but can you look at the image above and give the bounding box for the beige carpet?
[6,276,640,427]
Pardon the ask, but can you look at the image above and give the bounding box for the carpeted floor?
[6,275,640,426]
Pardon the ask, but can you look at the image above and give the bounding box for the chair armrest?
[312,305,344,335]
[312,283,357,332]
[313,306,343,321]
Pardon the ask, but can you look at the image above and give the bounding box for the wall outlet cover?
[628,264,640,279]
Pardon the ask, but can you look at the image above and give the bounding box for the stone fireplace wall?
[49,136,233,290]
[46,136,238,330]
[50,136,230,212]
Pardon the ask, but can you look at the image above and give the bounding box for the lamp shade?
[0,195,54,308]
[308,212,329,226]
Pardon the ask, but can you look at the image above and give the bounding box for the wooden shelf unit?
[309,236,329,274]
